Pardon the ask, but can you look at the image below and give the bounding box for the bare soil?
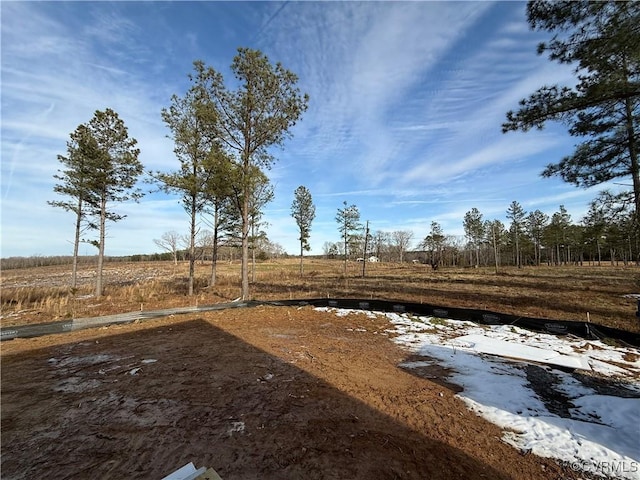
[1,306,591,480]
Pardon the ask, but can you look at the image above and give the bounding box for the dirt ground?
[1,305,592,480]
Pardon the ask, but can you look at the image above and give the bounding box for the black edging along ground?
[1,298,639,347]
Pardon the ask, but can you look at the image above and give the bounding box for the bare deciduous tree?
[391,230,413,263]
[154,231,181,265]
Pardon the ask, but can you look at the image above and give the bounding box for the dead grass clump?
[1,286,71,314]
[121,279,179,303]
[0,286,96,324]
[272,269,295,282]
[211,274,235,287]
[37,293,69,313]
[2,286,67,307]
[206,278,241,302]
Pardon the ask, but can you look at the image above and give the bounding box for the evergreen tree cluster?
[323,195,637,268]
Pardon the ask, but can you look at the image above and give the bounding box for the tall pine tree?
[291,185,316,276]
[49,124,99,289]
[198,49,309,300]
[503,1,639,226]
[506,201,526,268]
[157,63,221,296]
[85,109,143,296]
[463,208,484,267]
[336,201,361,274]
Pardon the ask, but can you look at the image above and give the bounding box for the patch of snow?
[451,333,592,370]
[51,354,118,369]
[228,421,245,435]
[53,376,102,393]
[317,307,640,479]
[345,327,367,332]
[75,294,94,300]
[316,307,376,319]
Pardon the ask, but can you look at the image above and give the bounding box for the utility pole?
[492,223,499,274]
[362,220,370,278]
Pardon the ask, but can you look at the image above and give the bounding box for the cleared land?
[1,260,638,479]
[1,306,610,480]
[1,259,639,332]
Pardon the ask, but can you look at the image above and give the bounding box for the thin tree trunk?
[188,196,196,296]
[210,208,219,286]
[251,221,256,284]
[343,230,348,275]
[362,221,369,278]
[299,241,304,277]
[515,230,520,268]
[492,225,499,274]
[95,195,106,297]
[624,94,640,227]
[241,191,250,300]
[72,197,82,290]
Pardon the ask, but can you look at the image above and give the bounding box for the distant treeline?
[0,253,174,271]
[0,244,291,271]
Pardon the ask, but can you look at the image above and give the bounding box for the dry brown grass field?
[2,258,639,332]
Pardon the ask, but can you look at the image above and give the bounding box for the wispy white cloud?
[263,1,579,223]
[1,2,182,257]
[0,2,617,258]
[261,3,491,175]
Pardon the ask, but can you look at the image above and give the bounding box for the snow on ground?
[316,307,640,479]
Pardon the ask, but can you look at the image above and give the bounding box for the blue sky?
[1,1,618,258]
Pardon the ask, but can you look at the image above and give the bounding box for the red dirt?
[1,306,589,479]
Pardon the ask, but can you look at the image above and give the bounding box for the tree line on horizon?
[16,187,634,273]
[320,196,637,270]
[46,1,637,292]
